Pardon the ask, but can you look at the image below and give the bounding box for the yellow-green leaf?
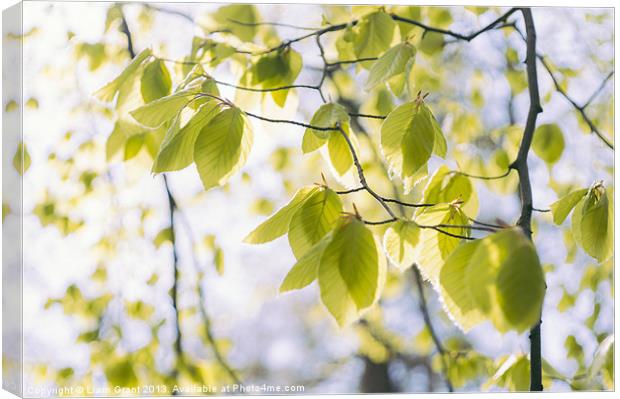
[95,48,152,102]
[353,11,396,61]
[211,4,259,42]
[244,187,318,244]
[532,123,564,164]
[383,221,420,270]
[12,142,31,176]
[579,186,613,262]
[365,42,416,90]
[465,228,545,333]
[131,90,197,128]
[381,100,440,181]
[140,59,172,103]
[280,231,333,293]
[287,188,342,259]
[193,107,253,190]
[152,101,221,172]
[439,240,485,332]
[550,188,588,225]
[318,217,385,327]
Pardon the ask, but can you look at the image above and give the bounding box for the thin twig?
[412,268,454,392]
[173,210,243,385]
[390,7,517,42]
[144,4,195,23]
[450,169,512,180]
[227,18,320,31]
[511,24,613,150]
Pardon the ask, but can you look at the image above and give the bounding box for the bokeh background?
[3,1,614,395]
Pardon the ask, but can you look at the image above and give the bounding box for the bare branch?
[411,268,454,392]
[514,8,543,392]
[450,169,512,180]
[227,18,320,31]
[391,7,518,42]
[145,4,195,23]
[511,24,614,150]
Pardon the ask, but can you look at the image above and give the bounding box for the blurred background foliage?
[3,1,613,394]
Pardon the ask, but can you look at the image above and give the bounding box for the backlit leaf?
[354,11,396,61]
[532,124,564,164]
[383,221,420,270]
[12,142,31,176]
[131,89,198,128]
[550,188,588,225]
[288,188,342,258]
[194,107,253,190]
[152,100,221,172]
[244,187,318,244]
[140,59,172,103]
[95,48,151,103]
[365,42,416,90]
[319,217,385,327]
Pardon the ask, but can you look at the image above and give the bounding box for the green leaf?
[327,128,354,176]
[354,11,396,61]
[495,235,546,330]
[465,228,545,333]
[587,335,614,383]
[492,355,530,391]
[414,204,469,286]
[214,247,225,275]
[140,59,172,103]
[12,142,31,176]
[106,118,150,161]
[243,187,318,244]
[95,48,152,102]
[303,103,349,144]
[124,134,144,160]
[252,48,303,107]
[154,227,173,248]
[532,123,565,164]
[422,165,478,217]
[383,221,420,270]
[280,231,334,293]
[439,240,485,332]
[212,4,259,42]
[365,42,416,90]
[194,107,253,190]
[579,186,613,262]
[104,358,138,387]
[318,217,385,327]
[418,32,444,56]
[288,188,342,259]
[130,89,197,128]
[550,188,588,225]
[152,101,221,173]
[381,100,441,181]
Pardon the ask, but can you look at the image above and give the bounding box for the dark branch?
[516,8,543,392]
[450,169,512,180]
[511,24,613,150]
[145,4,195,23]
[227,18,320,31]
[412,268,454,392]
[391,7,517,42]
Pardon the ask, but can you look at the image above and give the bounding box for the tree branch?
[173,207,243,385]
[511,24,613,150]
[119,9,187,378]
[391,7,517,42]
[144,4,195,23]
[512,8,544,392]
[412,268,454,392]
[332,80,459,391]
